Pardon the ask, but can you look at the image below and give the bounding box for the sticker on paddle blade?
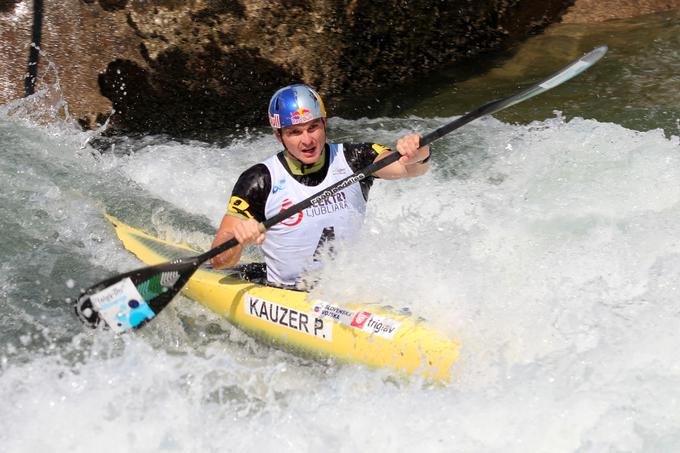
[90,277,155,333]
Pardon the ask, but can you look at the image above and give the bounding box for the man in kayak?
[211,83,431,286]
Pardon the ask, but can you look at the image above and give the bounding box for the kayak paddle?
[75,45,608,333]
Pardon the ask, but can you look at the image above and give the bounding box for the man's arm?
[373,134,431,180]
[211,215,264,269]
[211,164,270,269]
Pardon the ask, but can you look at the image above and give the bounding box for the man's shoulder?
[238,162,270,179]
[341,142,391,173]
[342,142,390,154]
[341,142,370,150]
[230,163,271,222]
[234,162,271,193]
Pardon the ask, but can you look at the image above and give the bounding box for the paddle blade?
[74,258,200,333]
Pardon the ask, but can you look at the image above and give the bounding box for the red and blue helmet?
[268,84,327,129]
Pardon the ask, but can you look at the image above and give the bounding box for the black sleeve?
[343,142,391,173]
[227,163,271,223]
[343,143,391,201]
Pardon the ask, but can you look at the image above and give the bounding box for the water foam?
[2,113,680,451]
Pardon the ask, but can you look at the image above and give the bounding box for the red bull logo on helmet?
[268,84,327,128]
[290,108,313,125]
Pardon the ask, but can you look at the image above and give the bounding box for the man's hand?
[395,134,430,165]
[231,218,266,245]
[211,216,265,269]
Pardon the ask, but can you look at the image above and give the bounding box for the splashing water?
[2,11,680,452]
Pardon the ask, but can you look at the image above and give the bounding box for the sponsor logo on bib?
[280,198,304,226]
[305,191,349,218]
[272,178,287,193]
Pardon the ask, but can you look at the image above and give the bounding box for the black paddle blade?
[74,257,201,333]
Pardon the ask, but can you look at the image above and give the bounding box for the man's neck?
[283,146,327,175]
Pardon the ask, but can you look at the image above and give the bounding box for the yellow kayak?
[106,215,460,382]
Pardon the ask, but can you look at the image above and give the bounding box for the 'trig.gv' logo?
[351,310,372,328]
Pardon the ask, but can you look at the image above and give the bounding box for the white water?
[1,110,680,452]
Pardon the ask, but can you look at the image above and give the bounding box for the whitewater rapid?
[1,111,680,452]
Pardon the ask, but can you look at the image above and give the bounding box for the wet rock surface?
[1,0,676,137]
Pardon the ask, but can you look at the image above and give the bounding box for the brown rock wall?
[1,0,144,126]
[562,0,680,23]
[9,0,662,137]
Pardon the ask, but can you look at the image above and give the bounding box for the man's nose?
[300,131,314,145]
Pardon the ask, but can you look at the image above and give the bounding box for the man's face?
[275,118,326,164]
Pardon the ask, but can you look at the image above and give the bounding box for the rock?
[0,0,589,137]
[562,0,680,23]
